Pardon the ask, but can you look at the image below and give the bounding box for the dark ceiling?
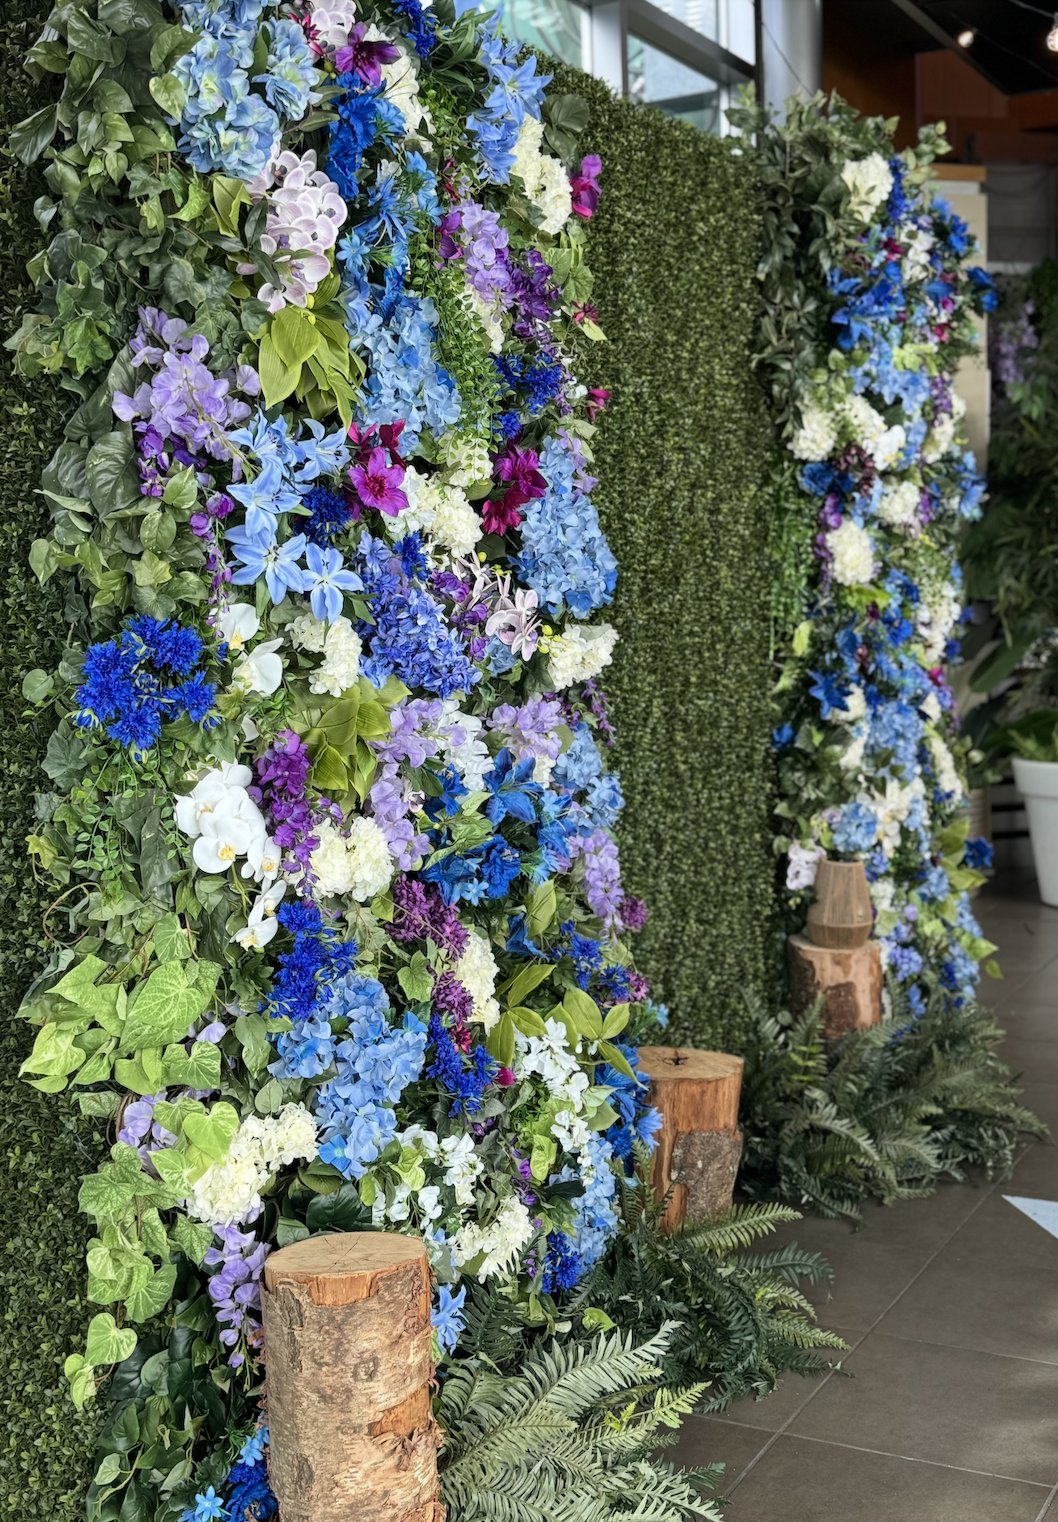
[888,0,1058,94]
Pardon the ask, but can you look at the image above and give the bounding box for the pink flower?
[570,155,602,220]
[334,24,400,85]
[586,387,611,422]
[482,493,525,536]
[348,447,408,516]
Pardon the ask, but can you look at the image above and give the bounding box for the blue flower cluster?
[494,353,564,415]
[174,2,318,180]
[551,1133,619,1273]
[356,533,478,697]
[314,974,428,1178]
[354,296,462,449]
[329,80,403,202]
[264,900,358,1033]
[516,435,617,617]
[602,1049,663,1166]
[466,25,550,183]
[831,801,879,856]
[425,1013,497,1116]
[73,616,218,752]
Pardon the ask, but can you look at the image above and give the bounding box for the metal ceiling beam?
[887,0,1013,93]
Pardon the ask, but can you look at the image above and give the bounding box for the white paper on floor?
[1004,1195,1058,1240]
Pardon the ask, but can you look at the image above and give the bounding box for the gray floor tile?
[1006,967,1058,1006]
[668,1416,771,1490]
[1018,1082,1058,1135]
[876,1247,1058,1363]
[995,1003,1058,1043]
[791,1232,938,1330]
[948,1186,1058,1273]
[1000,1039,1058,1086]
[1010,1139,1058,1194]
[787,1333,1058,1483]
[726,1436,1049,1521]
[831,1176,995,1250]
[705,1340,857,1432]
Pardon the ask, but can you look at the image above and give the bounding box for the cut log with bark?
[787,933,883,1038]
[261,1231,442,1522]
[638,1046,744,1228]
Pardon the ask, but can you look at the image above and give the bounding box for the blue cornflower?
[426,1015,497,1116]
[964,836,993,872]
[303,485,352,548]
[772,723,796,750]
[541,1231,582,1294]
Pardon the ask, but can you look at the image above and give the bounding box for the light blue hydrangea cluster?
[175,1,318,180]
[516,436,617,617]
[353,297,462,449]
[554,1134,619,1270]
[831,800,878,855]
[865,698,923,778]
[552,723,602,791]
[313,973,428,1178]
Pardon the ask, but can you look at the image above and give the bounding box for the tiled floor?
[674,871,1058,1521]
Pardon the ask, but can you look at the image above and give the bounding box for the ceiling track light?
[1048,12,1058,51]
[957,27,975,47]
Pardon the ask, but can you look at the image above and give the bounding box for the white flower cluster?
[290,611,362,695]
[877,478,921,530]
[845,395,905,468]
[465,284,506,355]
[863,776,923,857]
[307,0,357,48]
[916,580,961,663]
[451,1195,534,1280]
[546,622,618,689]
[841,153,894,222]
[310,816,393,901]
[825,518,875,586]
[185,1104,318,1227]
[438,432,492,487]
[436,700,492,791]
[453,928,501,1030]
[790,401,838,461]
[929,733,962,797]
[175,764,287,946]
[785,840,825,891]
[394,466,482,561]
[219,603,284,696]
[516,1019,590,1110]
[251,150,346,312]
[511,117,573,236]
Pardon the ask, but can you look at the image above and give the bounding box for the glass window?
[640,0,719,42]
[502,0,588,69]
[626,34,722,132]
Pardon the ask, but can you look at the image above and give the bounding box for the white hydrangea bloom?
[922,412,957,463]
[289,612,329,653]
[454,929,501,1031]
[790,401,838,461]
[877,479,921,529]
[866,777,922,856]
[826,519,875,586]
[451,1194,534,1279]
[290,613,362,695]
[901,225,934,282]
[311,817,394,901]
[833,686,867,724]
[839,724,868,774]
[396,468,482,560]
[917,582,961,663]
[870,877,896,912]
[842,153,894,221]
[185,1105,317,1226]
[465,283,506,354]
[552,1107,592,1156]
[516,1018,589,1109]
[546,623,618,689]
[920,691,943,723]
[511,116,572,235]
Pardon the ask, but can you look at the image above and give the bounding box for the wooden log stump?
[787,933,882,1038]
[637,1046,744,1228]
[261,1232,442,1522]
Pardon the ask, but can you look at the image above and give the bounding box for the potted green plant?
[1003,711,1058,905]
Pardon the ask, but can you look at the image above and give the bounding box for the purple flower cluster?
[441,202,511,308]
[251,730,318,872]
[113,307,256,464]
[389,874,468,957]
[204,1225,269,1369]
[570,828,625,927]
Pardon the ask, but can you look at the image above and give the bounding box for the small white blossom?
[826,519,875,586]
[546,623,618,690]
[454,928,501,1030]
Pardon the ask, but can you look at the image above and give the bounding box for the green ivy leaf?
[121,961,215,1050]
[125,1264,177,1323]
[181,1101,238,1161]
[163,1040,220,1090]
[234,1013,271,1075]
[148,72,187,119]
[397,951,433,1003]
[10,102,59,163]
[168,1214,214,1265]
[154,912,191,963]
[85,1313,138,1368]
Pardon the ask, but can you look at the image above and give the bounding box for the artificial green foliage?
[738,992,1044,1223]
[437,1325,725,1522]
[571,1188,847,1409]
[0,5,108,1516]
[549,65,780,1050]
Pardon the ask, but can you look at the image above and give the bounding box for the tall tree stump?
[261,1232,442,1522]
[638,1046,744,1228]
[788,933,882,1038]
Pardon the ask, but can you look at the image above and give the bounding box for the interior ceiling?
[887,0,1058,94]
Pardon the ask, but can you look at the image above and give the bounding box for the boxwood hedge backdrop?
[0,21,776,1518]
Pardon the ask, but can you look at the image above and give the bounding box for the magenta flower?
[334,24,400,85]
[493,442,547,499]
[348,447,408,516]
[570,155,602,220]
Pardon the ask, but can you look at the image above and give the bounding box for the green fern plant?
[569,1185,847,1410]
[438,1325,725,1522]
[738,988,1044,1222]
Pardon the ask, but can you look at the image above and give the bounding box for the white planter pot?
[1013,757,1058,906]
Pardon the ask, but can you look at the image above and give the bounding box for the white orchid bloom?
[233,638,284,696]
[193,808,257,873]
[242,833,282,883]
[231,880,287,950]
[175,775,230,838]
[214,761,254,790]
[218,603,261,651]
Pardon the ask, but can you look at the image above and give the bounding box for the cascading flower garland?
[11,3,661,1515]
[744,103,1000,1012]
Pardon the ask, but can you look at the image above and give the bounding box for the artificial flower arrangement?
[10,2,660,1516]
[733,99,1001,1013]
